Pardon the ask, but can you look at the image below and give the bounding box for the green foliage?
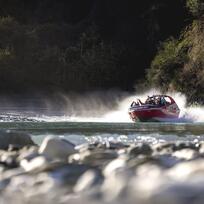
[147,37,189,91]
[179,60,204,104]
[178,20,204,103]
[186,0,204,17]
[147,17,204,104]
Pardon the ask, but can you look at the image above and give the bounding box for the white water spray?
[0,91,203,123]
[21,89,203,123]
[66,89,204,123]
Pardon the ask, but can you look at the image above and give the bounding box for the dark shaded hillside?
[147,0,204,104]
[0,0,189,93]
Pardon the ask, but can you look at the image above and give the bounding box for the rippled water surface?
[0,121,203,145]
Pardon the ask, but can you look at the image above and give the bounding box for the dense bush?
[186,0,204,17]
[147,37,189,91]
[147,3,204,104]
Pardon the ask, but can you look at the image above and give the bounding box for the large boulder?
[0,130,35,150]
[39,137,77,161]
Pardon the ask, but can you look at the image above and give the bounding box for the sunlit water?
[0,121,202,146]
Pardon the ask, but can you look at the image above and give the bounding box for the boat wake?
[64,90,204,123]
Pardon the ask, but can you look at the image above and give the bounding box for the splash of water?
[1,90,203,123]
[65,89,204,123]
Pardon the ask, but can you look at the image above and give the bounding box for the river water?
[0,90,203,146]
[0,121,202,145]
[0,92,204,204]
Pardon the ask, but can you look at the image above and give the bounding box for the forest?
[0,0,203,103]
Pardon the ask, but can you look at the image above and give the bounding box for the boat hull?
[129,106,179,122]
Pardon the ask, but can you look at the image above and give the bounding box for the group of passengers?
[131,96,167,107]
[145,96,166,105]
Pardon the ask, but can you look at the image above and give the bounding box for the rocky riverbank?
[0,131,204,204]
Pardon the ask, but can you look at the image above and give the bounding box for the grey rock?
[104,140,129,150]
[0,140,204,204]
[155,154,181,168]
[75,143,91,152]
[153,142,176,154]
[0,130,35,150]
[148,180,204,204]
[167,159,204,180]
[80,150,118,167]
[68,153,81,164]
[0,167,25,181]
[128,143,152,157]
[174,142,198,151]
[3,173,67,203]
[39,137,77,161]
[199,142,204,154]
[20,156,50,172]
[8,144,22,152]
[20,156,66,173]
[0,151,19,168]
[18,146,39,162]
[50,164,93,187]
[172,149,199,160]
[103,156,128,176]
[127,155,159,170]
[74,169,103,193]
[102,170,132,202]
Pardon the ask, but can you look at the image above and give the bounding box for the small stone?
[107,140,129,150]
[8,144,22,152]
[74,169,103,193]
[103,157,127,176]
[128,143,152,157]
[102,170,132,201]
[1,167,25,181]
[50,164,93,186]
[0,152,18,168]
[68,153,81,163]
[175,142,198,151]
[155,154,181,168]
[81,150,118,167]
[172,149,199,160]
[199,143,204,154]
[18,146,39,162]
[167,159,204,180]
[20,156,50,172]
[153,142,176,154]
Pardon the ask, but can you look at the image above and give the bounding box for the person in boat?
[145,96,156,105]
[131,101,139,107]
[160,96,166,106]
[155,97,160,105]
[145,96,151,104]
[138,99,144,105]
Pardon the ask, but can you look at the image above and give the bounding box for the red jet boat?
[128,95,180,122]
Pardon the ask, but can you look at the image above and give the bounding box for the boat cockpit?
[130,95,173,107]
